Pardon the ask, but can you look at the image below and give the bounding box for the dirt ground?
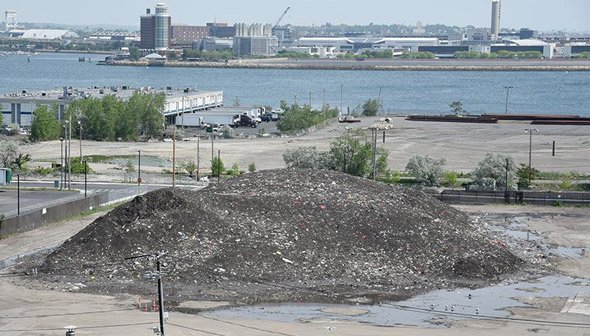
[4,120,590,335]
[20,117,590,180]
[1,204,589,336]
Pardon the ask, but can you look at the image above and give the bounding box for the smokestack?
[491,0,501,40]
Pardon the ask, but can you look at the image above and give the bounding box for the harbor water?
[1,52,589,116]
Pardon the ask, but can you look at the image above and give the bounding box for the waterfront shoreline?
[101,59,590,71]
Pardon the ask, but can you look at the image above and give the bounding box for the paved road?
[0,181,201,218]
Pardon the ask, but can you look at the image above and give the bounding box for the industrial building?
[140,3,172,51]
[233,23,278,56]
[207,23,236,38]
[4,10,17,30]
[172,24,209,47]
[196,37,234,52]
[1,87,224,128]
[4,29,79,40]
[564,45,590,58]
[491,39,554,58]
[88,31,140,42]
[491,0,502,40]
[295,36,440,53]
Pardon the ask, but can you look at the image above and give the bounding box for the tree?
[0,140,18,168]
[11,153,31,174]
[129,46,141,61]
[517,164,539,190]
[283,146,330,170]
[471,153,517,191]
[181,160,197,178]
[405,155,446,187]
[228,163,240,177]
[362,99,379,116]
[449,101,465,115]
[248,162,256,173]
[30,105,61,142]
[328,134,374,177]
[283,134,389,179]
[211,157,225,177]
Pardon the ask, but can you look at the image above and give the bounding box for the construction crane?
[273,7,290,28]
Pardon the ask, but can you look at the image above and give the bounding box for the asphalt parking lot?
[0,188,79,216]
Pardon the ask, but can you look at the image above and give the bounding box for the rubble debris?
[38,169,523,304]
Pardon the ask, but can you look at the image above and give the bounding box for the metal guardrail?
[432,190,590,206]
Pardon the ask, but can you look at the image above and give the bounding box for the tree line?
[30,92,166,142]
[277,101,339,133]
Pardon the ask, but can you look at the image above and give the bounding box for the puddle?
[488,219,587,260]
[205,276,589,327]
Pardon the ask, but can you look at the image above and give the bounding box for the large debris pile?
[40,169,522,303]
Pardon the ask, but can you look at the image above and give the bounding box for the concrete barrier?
[430,190,590,206]
[0,193,109,239]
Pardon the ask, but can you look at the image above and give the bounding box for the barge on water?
[406,115,498,123]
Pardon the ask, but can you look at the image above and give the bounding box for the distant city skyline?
[3,0,589,32]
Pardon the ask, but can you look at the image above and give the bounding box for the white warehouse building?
[295,36,440,53]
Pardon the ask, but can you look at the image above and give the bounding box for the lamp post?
[64,121,69,190]
[77,119,82,161]
[525,128,539,187]
[137,150,141,195]
[60,137,64,191]
[17,174,20,215]
[84,161,87,198]
[504,86,513,115]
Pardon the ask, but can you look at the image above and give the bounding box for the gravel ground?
[18,117,590,184]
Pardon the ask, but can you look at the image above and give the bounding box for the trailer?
[175,112,237,128]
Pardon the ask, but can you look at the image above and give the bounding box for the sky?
[3,0,589,32]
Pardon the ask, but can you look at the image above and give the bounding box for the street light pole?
[196,137,200,181]
[84,161,87,198]
[68,115,72,190]
[17,174,20,215]
[156,259,166,336]
[504,86,513,115]
[78,120,82,161]
[60,137,64,191]
[172,126,176,188]
[525,128,539,187]
[137,150,141,195]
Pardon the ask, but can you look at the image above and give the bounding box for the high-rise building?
[154,3,171,51]
[491,0,501,40]
[5,10,17,30]
[140,3,172,50]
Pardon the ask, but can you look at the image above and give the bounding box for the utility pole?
[504,86,513,115]
[17,174,20,215]
[322,89,326,109]
[78,119,82,161]
[525,128,539,187]
[137,150,142,194]
[64,121,69,190]
[156,259,166,336]
[217,149,221,184]
[60,137,64,191]
[84,161,87,198]
[127,254,167,336]
[340,84,343,114]
[211,135,214,164]
[377,86,383,114]
[68,114,72,190]
[309,91,312,107]
[196,137,200,181]
[172,126,176,188]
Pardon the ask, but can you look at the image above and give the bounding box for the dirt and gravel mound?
[39,169,522,304]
